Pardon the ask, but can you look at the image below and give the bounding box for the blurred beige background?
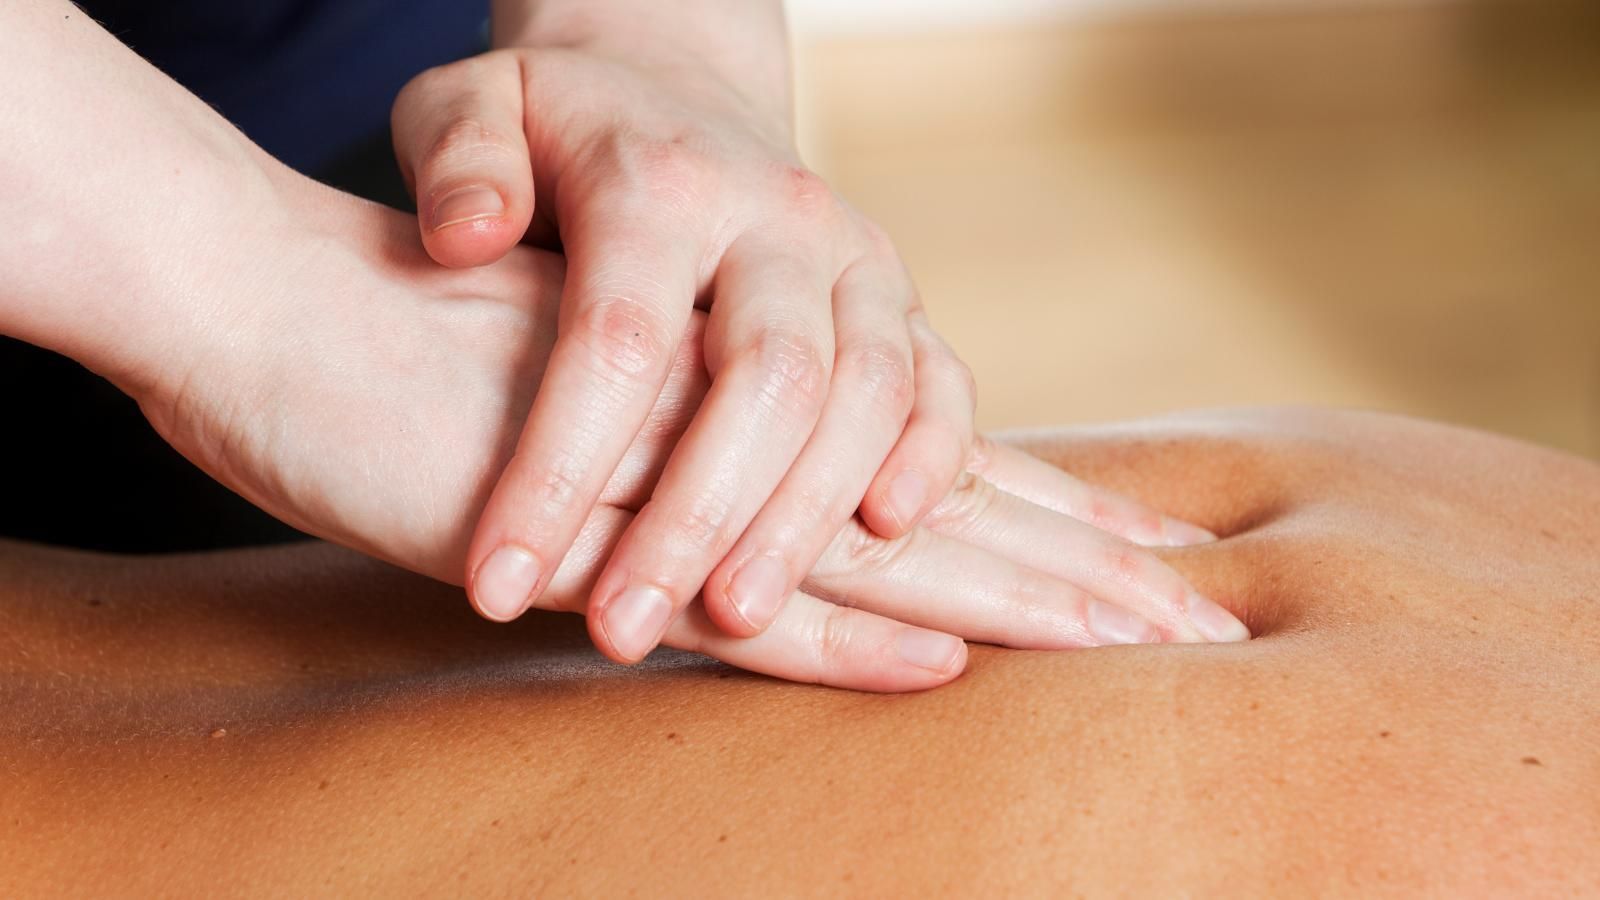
[792,0,1600,457]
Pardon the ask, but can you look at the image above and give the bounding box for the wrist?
[29,147,297,404]
[124,171,392,416]
[492,0,794,132]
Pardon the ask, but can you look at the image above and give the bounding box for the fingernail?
[1163,517,1218,547]
[603,586,674,662]
[474,545,541,622]
[886,470,929,529]
[1185,592,1250,642]
[431,186,505,231]
[729,556,789,631]
[896,629,965,673]
[1087,600,1160,646]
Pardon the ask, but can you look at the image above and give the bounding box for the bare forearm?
[0,0,288,392]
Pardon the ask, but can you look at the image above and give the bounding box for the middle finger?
[585,232,836,663]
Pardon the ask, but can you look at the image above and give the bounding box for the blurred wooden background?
[794,0,1600,457]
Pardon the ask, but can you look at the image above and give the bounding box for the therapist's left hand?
[389,16,980,665]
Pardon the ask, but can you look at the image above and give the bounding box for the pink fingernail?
[1087,600,1160,646]
[474,545,541,622]
[603,586,674,662]
[896,629,964,673]
[1163,517,1218,547]
[886,470,929,529]
[1185,592,1250,642]
[431,186,504,231]
[729,557,789,630]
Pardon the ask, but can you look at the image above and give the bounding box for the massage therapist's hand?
[123,188,1243,689]
[388,0,983,663]
[1,0,1243,692]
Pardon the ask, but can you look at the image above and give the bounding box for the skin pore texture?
[3,409,1597,895]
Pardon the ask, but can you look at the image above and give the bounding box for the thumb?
[391,54,535,268]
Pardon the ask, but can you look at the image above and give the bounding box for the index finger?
[465,201,705,622]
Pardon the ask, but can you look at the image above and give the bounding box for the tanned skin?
[3,408,1596,896]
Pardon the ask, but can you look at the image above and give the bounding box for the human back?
[1,409,1596,896]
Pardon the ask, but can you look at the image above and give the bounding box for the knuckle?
[571,298,675,381]
[521,451,588,515]
[637,137,705,179]
[923,472,998,535]
[608,137,712,212]
[812,519,867,579]
[809,486,860,532]
[834,518,915,577]
[665,494,735,554]
[814,605,859,671]
[1002,572,1057,625]
[770,485,849,550]
[941,353,979,408]
[921,333,977,399]
[1133,510,1166,539]
[965,434,998,476]
[1088,497,1158,540]
[744,328,829,414]
[845,341,914,418]
[774,165,838,220]
[1103,545,1151,583]
[1086,496,1117,530]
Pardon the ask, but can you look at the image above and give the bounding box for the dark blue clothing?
[77,0,487,173]
[0,2,490,553]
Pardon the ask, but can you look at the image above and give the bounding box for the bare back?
[3,410,1597,896]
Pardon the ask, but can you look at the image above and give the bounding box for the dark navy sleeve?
[0,3,492,555]
[76,0,489,173]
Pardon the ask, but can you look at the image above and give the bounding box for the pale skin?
[395,0,1044,656]
[2,409,1596,895]
[0,0,1248,692]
